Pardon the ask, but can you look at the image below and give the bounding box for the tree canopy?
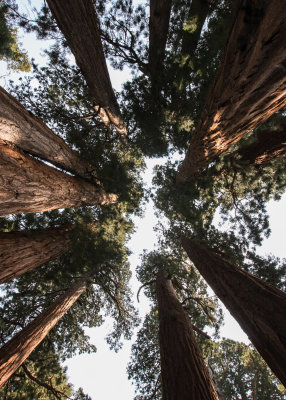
[0,0,285,397]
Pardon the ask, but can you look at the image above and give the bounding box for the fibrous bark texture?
[0,225,73,284]
[0,279,86,387]
[46,0,126,136]
[181,237,286,386]
[239,127,286,166]
[149,0,172,91]
[0,139,117,215]
[156,268,218,400]
[0,86,100,184]
[177,0,286,182]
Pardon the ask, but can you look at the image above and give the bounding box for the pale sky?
[1,2,285,398]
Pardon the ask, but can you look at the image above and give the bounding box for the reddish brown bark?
[0,279,86,387]
[149,0,172,92]
[0,86,100,184]
[46,0,126,136]
[177,0,286,182]
[0,139,117,215]
[156,268,218,400]
[0,225,73,284]
[238,127,286,166]
[181,237,286,386]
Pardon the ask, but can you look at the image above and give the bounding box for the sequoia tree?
[0,139,116,215]
[149,0,172,94]
[46,0,126,136]
[0,225,73,284]
[0,86,101,184]
[0,279,86,387]
[156,268,218,400]
[128,250,222,399]
[177,0,286,181]
[181,237,286,386]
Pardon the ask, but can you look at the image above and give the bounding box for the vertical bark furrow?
[181,237,286,386]
[46,0,126,135]
[177,0,286,181]
[0,226,73,284]
[0,280,86,387]
[156,269,218,400]
[0,139,117,215]
[0,86,100,184]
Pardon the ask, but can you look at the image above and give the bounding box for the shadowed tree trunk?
[149,0,172,95]
[0,86,100,185]
[238,127,286,166]
[46,0,126,136]
[0,279,86,387]
[0,225,74,284]
[0,139,117,215]
[177,0,286,182]
[176,0,211,89]
[181,237,286,386]
[156,268,219,400]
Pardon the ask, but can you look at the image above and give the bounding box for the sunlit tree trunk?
[0,86,100,184]
[156,268,219,400]
[181,237,286,386]
[177,0,286,182]
[0,279,86,387]
[0,225,73,284]
[46,0,126,136]
[238,128,286,166]
[0,139,116,215]
[149,0,172,95]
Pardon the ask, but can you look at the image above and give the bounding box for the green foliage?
[0,1,30,71]
[208,339,286,400]
[0,341,92,399]
[2,0,286,396]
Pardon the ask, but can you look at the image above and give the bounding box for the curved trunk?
[177,0,286,181]
[156,268,218,400]
[181,237,286,386]
[46,0,126,136]
[149,0,172,95]
[0,279,86,387]
[239,127,286,166]
[0,86,100,184]
[0,139,117,215]
[0,225,73,284]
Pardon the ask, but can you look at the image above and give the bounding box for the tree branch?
[137,279,155,302]
[21,363,72,400]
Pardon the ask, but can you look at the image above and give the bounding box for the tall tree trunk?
[175,0,211,92]
[0,279,86,387]
[46,0,126,136]
[149,0,172,95]
[0,225,73,284]
[238,127,286,166]
[0,139,116,215]
[181,0,210,57]
[177,0,286,182]
[181,237,286,386]
[0,86,100,184]
[156,268,218,400]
